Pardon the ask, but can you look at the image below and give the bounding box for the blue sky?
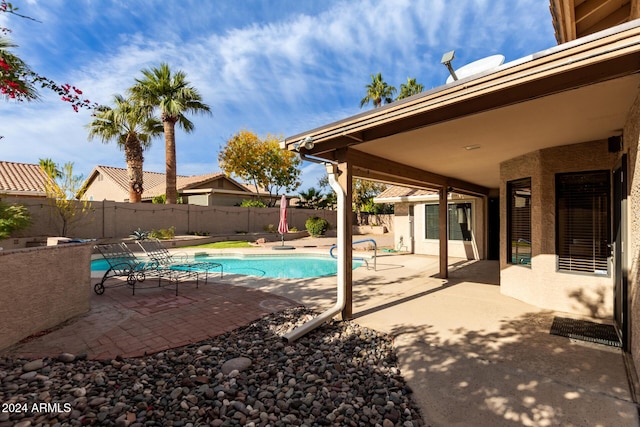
[1,0,556,192]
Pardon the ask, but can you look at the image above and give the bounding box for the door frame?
[613,155,629,350]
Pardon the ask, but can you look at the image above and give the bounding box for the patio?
[2,236,639,426]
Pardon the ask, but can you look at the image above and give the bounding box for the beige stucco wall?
[0,198,336,241]
[624,85,640,373]
[0,243,92,351]
[392,196,485,259]
[500,141,618,317]
[83,175,127,202]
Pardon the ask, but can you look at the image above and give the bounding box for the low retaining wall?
[0,243,92,351]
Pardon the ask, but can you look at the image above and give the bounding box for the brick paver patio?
[2,278,297,360]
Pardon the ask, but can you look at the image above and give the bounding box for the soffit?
[551,0,636,44]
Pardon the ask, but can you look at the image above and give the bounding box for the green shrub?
[0,200,31,239]
[263,224,277,233]
[240,199,267,208]
[305,216,329,237]
[151,194,166,204]
[149,226,175,240]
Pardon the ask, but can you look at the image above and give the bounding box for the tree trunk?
[164,120,177,204]
[124,133,144,203]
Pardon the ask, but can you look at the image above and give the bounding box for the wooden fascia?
[343,149,490,196]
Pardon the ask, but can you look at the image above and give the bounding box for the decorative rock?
[221,357,252,375]
[0,308,423,426]
[22,359,44,372]
[58,353,76,362]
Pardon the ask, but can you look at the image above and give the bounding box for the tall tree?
[360,72,396,108]
[128,63,211,204]
[86,94,163,202]
[396,77,424,100]
[218,130,301,206]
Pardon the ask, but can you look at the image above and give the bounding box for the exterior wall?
[392,203,413,252]
[391,197,485,259]
[0,243,92,350]
[83,174,127,202]
[0,197,337,241]
[500,141,618,317]
[624,86,640,375]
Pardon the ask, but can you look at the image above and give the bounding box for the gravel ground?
[0,307,425,426]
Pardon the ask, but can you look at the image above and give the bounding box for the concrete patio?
[3,235,639,426]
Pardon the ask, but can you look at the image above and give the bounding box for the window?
[556,171,610,274]
[424,203,472,241]
[508,178,531,266]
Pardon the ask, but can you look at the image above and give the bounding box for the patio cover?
[283,20,640,319]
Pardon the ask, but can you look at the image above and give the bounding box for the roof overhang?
[285,21,640,192]
[550,0,639,44]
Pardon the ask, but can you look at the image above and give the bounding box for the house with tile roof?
[81,165,272,206]
[0,161,51,198]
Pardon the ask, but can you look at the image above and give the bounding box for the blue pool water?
[91,254,362,279]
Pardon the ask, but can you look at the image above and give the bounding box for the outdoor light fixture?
[293,136,315,152]
[441,50,458,81]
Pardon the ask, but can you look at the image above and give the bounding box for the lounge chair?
[93,243,160,295]
[135,239,223,284]
[94,242,201,296]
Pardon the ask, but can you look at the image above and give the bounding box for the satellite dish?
[445,54,505,84]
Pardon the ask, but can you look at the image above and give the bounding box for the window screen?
[508,178,531,266]
[556,171,610,274]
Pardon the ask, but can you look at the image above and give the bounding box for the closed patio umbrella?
[278,195,289,244]
[275,195,294,250]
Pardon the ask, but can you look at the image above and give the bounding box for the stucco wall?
[0,198,336,242]
[624,86,640,373]
[500,141,617,317]
[83,175,127,202]
[392,197,485,259]
[0,243,92,351]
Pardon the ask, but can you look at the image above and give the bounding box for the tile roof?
[0,161,50,196]
[376,185,438,199]
[93,165,167,194]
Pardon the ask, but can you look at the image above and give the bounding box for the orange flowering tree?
[218,130,301,206]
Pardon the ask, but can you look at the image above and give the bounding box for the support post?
[439,186,448,279]
[336,155,353,320]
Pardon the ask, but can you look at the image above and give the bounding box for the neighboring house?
[0,161,50,198]
[81,165,273,206]
[374,186,484,260]
[285,0,640,370]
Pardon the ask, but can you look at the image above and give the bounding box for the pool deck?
[3,234,639,426]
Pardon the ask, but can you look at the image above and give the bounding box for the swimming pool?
[91,254,363,279]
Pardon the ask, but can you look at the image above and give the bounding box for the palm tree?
[87,94,163,202]
[128,63,211,204]
[396,77,424,100]
[298,187,324,209]
[38,158,62,179]
[360,72,396,109]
